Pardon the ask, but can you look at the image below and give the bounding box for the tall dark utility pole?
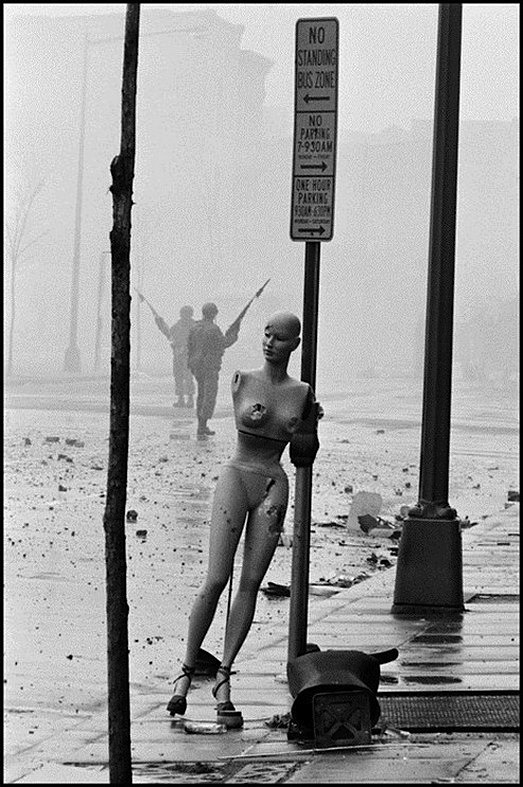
[392,4,464,613]
[104,4,140,783]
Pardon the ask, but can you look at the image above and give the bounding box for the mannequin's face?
[262,313,301,364]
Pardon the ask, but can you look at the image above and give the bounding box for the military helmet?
[202,302,218,318]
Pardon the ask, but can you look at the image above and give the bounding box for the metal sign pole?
[288,17,338,662]
[288,241,320,661]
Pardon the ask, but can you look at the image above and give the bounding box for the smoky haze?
[3,3,519,392]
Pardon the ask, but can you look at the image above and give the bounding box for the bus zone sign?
[290,18,339,241]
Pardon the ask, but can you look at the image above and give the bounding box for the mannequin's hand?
[289,432,320,467]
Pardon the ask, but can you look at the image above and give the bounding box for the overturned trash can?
[287,649,398,747]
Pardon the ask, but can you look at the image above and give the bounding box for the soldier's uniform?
[155,306,195,407]
[188,303,239,435]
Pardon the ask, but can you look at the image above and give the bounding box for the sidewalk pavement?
[7,504,519,784]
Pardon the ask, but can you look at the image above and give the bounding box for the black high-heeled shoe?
[167,663,195,716]
[212,665,243,728]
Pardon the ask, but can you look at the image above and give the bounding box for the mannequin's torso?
[232,369,311,440]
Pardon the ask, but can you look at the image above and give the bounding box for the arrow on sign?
[303,94,330,104]
[300,162,328,172]
[298,226,326,236]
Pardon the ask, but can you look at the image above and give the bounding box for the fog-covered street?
[4,3,519,782]
[4,374,518,746]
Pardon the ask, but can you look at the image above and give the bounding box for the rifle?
[225,278,271,338]
[134,287,161,320]
[134,287,171,336]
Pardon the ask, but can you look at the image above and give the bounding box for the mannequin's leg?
[170,467,247,701]
[214,474,288,704]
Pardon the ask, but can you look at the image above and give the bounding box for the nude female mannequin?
[167,311,320,727]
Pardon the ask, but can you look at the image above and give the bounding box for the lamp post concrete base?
[392,517,464,614]
[64,344,81,373]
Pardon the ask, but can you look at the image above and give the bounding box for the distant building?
[257,115,519,382]
[5,8,273,374]
[4,8,519,384]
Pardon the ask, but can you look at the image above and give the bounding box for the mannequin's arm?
[289,387,322,467]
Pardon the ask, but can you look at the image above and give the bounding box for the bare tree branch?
[6,180,46,266]
[5,177,46,376]
[19,229,50,258]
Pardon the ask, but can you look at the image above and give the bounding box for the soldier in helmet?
[154,305,196,408]
[187,302,240,436]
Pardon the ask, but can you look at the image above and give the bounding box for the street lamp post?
[94,250,111,373]
[392,4,464,614]
[63,20,221,374]
[64,28,89,372]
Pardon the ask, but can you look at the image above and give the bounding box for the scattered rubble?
[261,581,290,598]
[265,712,291,729]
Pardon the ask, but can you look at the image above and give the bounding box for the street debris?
[347,491,382,530]
[459,516,478,529]
[316,519,346,529]
[261,581,290,598]
[314,570,374,589]
[278,532,293,547]
[357,513,396,534]
[4,376,518,766]
[184,721,227,734]
[309,585,340,596]
[265,711,292,729]
[367,552,392,568]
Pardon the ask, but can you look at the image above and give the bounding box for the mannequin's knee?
[202,575,230,601]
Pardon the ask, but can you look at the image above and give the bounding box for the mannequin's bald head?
[264,312,301,340]
[262,312,301,366]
